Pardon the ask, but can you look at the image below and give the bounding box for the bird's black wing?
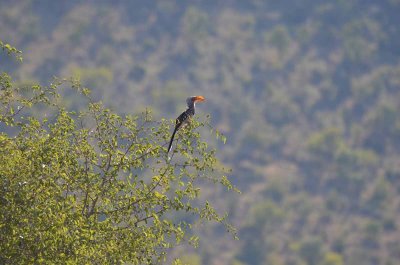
[167,109,193,153]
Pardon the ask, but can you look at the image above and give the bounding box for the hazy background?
[1,1,400,264]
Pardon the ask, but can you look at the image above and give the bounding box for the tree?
[0,43,236,264]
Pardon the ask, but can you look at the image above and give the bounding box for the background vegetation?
[1,0,400,264]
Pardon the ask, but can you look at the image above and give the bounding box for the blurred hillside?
[1,1,400,264]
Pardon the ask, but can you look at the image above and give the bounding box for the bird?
[167,95,205,154]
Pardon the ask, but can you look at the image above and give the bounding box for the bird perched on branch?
[167,95,205,154]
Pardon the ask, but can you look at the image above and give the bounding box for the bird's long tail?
[167,127,178,153]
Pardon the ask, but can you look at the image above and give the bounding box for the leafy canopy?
[0,42,236,264]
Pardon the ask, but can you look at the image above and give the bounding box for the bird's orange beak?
[194,96,205,102]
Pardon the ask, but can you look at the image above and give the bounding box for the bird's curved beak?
[194,96,205,102]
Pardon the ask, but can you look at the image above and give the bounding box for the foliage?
[0,41,22,62]
[0,44,236,264]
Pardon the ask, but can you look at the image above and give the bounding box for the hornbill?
[167,95,205,154]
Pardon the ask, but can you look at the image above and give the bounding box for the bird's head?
[187,95,205,107]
